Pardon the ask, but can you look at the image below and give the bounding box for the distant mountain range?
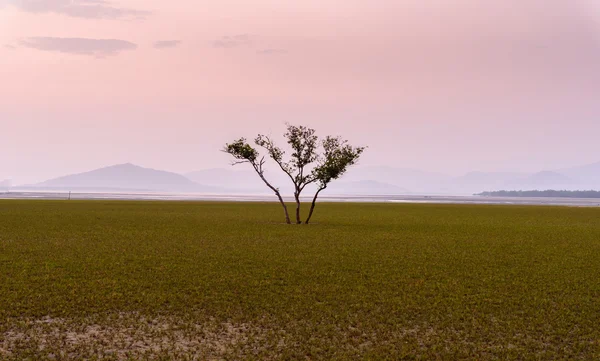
[559,161,600,184]
[185,168,409,195]
[26,163,220,193]
[0,180,10,190]
[341,166,449,193]
[320,163,600,194]
[186,168,267,193]
[6,161,600,195]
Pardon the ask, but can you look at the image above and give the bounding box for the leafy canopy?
[312,136,365,189]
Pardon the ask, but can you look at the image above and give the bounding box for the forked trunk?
[305,187,325,224]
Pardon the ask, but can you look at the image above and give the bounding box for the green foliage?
[312,136,365,189]
[223,138,259,163]
[284,124,319,182]
[1,200,600,359]
[255,134,285,164]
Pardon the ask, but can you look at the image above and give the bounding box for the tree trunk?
[305,187,325,224]
[275,190,292,224]
[294,190,302,224]
[253,164,291,224]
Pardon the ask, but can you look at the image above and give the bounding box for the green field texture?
[1,200,599,360]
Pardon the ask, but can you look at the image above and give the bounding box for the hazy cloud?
[213,34,252,48]
[257,48,288,55]
[4,44,17,50]
[6,0,150,20]
[153,40,181,49]
[19,37,137,57]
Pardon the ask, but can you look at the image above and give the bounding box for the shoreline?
[2,191,600,207]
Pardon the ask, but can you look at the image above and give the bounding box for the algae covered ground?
[1,200,599,360]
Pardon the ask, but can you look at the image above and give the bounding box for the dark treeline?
[476,190,600,198]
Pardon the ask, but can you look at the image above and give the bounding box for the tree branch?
[256,135,297,187]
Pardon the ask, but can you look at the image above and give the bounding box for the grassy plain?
[0,200,599,360]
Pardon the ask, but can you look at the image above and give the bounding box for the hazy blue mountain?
[504,171,575,191]
[342,166,448,193]
[326,180,409,195]
[185,164,592,195]
[185,168,271,193]
[558,161,600,187]
[186,167,412,195]
[447,172,527,194]
[447,163,600,193]
[26,160,600,196]
[33,163,219,192]
[0,180,10,190]
[527,171,573,184]
[186,167,302,193]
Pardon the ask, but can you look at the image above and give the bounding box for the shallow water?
[2,191,600,207]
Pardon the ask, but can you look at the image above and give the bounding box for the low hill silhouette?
[32,163,219,192]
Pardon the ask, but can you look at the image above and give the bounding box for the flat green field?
[1,200,599,360]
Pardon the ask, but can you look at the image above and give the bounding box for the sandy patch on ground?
[0,312,287,360]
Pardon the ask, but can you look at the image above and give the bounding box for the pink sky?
[1,0,600,184]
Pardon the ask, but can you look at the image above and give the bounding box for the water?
[2,191,600,207]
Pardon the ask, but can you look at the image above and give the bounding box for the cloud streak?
[19,37,137,57]
[153,40,181,49]
[7,0,150,20]
[212,34,252,49]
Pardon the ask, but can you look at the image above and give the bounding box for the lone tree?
[224,124,364,224]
